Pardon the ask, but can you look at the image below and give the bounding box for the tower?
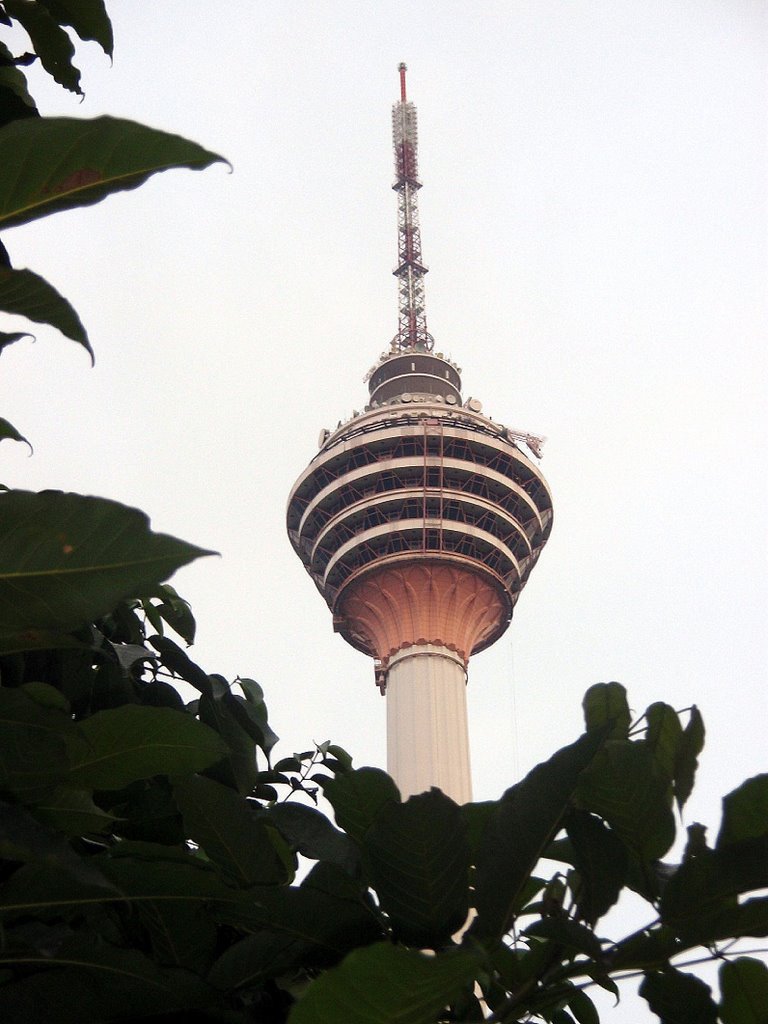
[287,65,553,803]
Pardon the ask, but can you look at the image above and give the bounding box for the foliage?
[1,628,767,1023]
[1,5,766,1022]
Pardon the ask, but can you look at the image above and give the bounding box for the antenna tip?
[398,62,407,71]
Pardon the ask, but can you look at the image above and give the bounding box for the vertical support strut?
[392,63,434,353]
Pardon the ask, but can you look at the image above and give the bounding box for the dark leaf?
[211,885,382,986]
[0,415,30,450]
[674,706,704,811]
[0,799,112,888]
[267,801,359,873]
[460,800,497,858]
[222,690,279,758]
[0,937,213,1020]
[671,895,768,947]
[0,684,72,798]
[38,0,113,55]
[66,705,227,789]
[137,900,217,972]
[322,766,401,843]
[0,267,90,356]
[644,702,682,782]
[287,943,479,1024]
[576,740,675,861]
[0,490,215,639]
[568,988,600,1024]
[471,732,603,939]
[32,785,117,835]
[199,692,259,795]
[717,774,768,847]
[363,789,470,948]
[174,774,293,886]
[524,917,603,959]
[719,957,768,1024]
[4,0,82,94]
[661,836,768,931]
[608,925,680,972]
[0,330,33,352]
[149,634,212,696]
[565,810,627,924]
[0,40,38,127]
[0,115,227,231]
[582,682,630,739]
[639,968,717,1024]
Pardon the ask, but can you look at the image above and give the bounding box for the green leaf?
[322,766,401,844]
[326,743,354,770]
[0,684,71,798]
[568,988,600,1024]
[32,785,117,835]
[66,705,227,789]
[0,330,34,353]
[0,937,212,1021]
[0,799,112,887]
[210,886,383,987]
[149,634,213,697]
[582,682,630,739]
[460,800,497,857]
[644,702,682,782]
[524,917,603,959]
[0,267,90,356]
[288,943,479,1024]
[174,774,292,886]
[639,968,717,1024]
[38,0,114,56]
[0,490,215,640]
[0,415,30,450]
[267,801,359,873]
[362,789,470,948]
[0,40,38,126]
[719,957,768,1024]
[608,924,680,972]
[157,594,196,644]
[674,706,704,811]
[471,732,603,939]
[717,774,768,847]
[223,690,279,756]
[676,896,768,946]
[565,810,627,925]
[137,900,217,972]
[199,691,260,795]
[576,740,675,861]
[0,115,227,232]
[4,0,82,94]
[661,836,768,933]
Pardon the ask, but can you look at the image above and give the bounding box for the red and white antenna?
[392,63,434,353]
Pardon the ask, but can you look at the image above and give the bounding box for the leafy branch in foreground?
[0,630,766,1023]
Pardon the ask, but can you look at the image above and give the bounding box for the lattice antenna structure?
[392,62,434,353]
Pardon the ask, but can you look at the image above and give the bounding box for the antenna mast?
[392,62,434,353]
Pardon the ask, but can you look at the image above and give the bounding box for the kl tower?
[287,65,553,803]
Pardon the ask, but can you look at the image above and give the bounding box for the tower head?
[286,67,552,689]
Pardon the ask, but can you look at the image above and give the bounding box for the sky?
[2,2,766,1017]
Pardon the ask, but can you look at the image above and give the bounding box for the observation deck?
[286,351,553,674]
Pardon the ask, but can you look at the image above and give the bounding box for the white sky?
[2,2,766,1017]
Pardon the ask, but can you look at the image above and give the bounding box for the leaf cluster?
[0,0,225,448]
[1,617,767,1024]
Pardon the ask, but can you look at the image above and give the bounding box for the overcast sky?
[2,2,766,1016]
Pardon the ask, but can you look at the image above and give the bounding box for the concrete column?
[386,644,472,804]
